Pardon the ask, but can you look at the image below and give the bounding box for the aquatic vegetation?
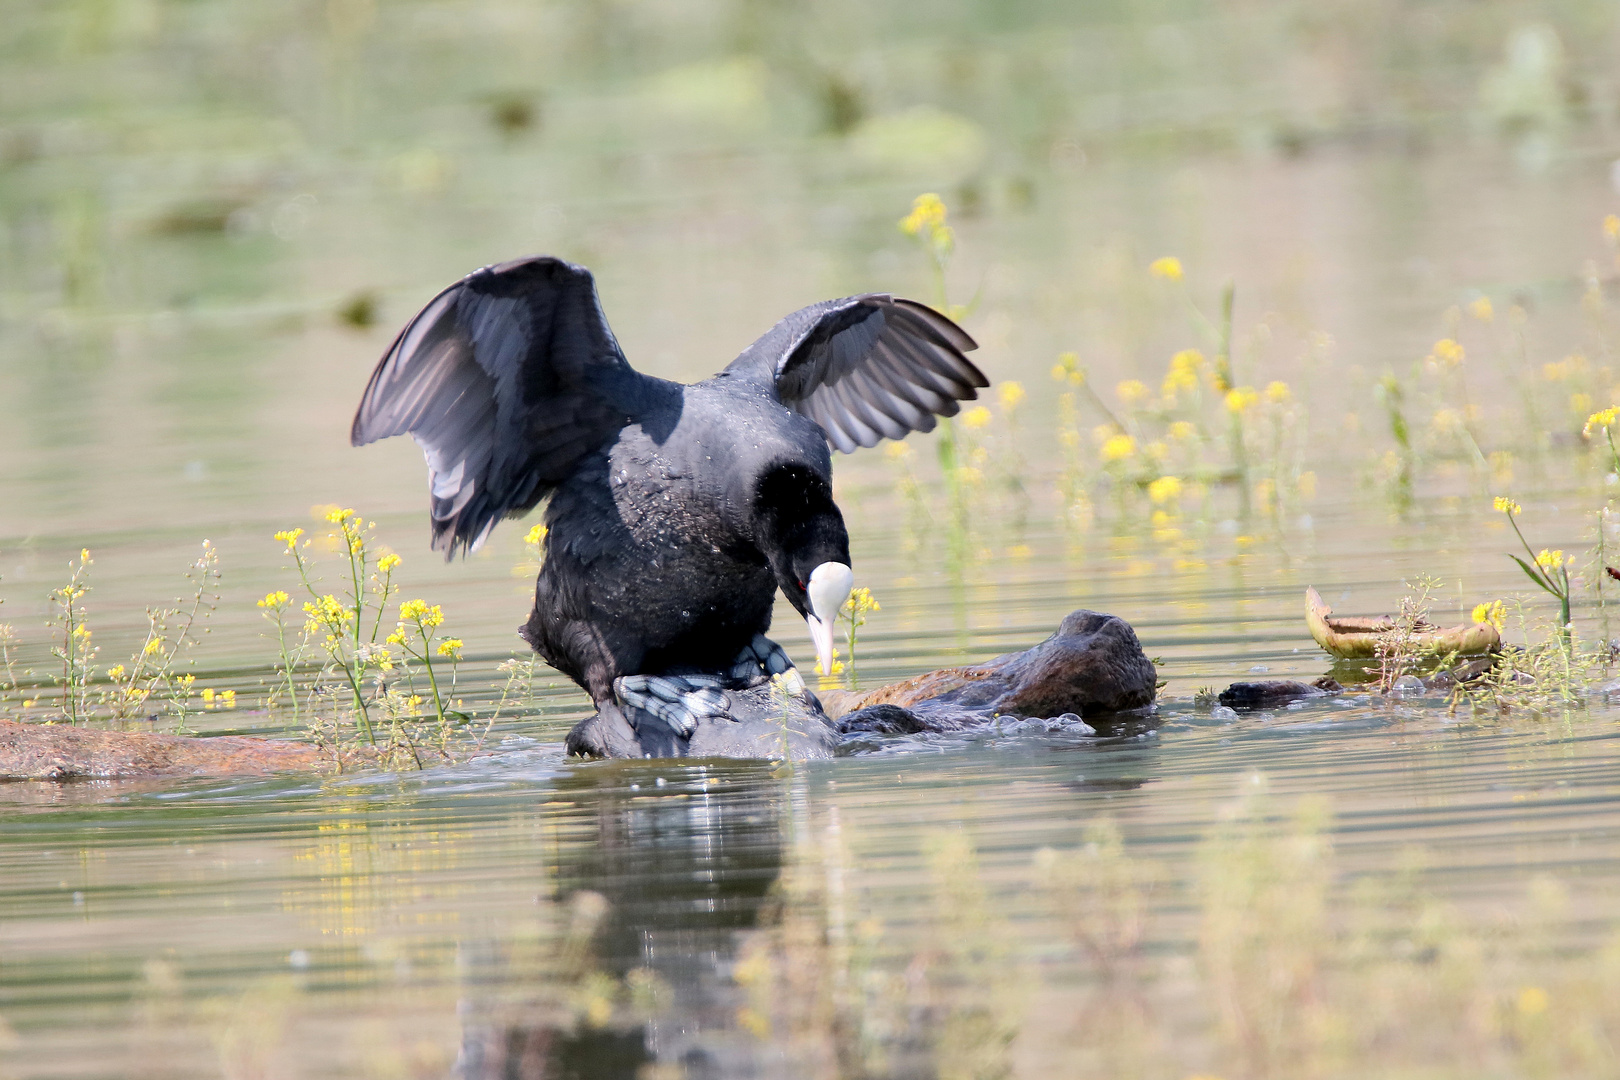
[273,508,470,769]
[898,192,959,319]
[1450,605,1601,716]
[3,543,222,731]
[1497,497,1573,628]
[46,550,96,726]
[732,778,1620,1080]
[1373,576,1447,693]
[837,586,880,689]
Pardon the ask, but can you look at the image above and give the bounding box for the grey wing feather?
[733,295,986,453]
[352,256,638,557]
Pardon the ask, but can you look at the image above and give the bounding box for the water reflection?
[455,763,787,1079]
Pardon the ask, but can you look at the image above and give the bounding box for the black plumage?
[352,256,985,716]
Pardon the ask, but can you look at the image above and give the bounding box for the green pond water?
[6,2,1620,1076]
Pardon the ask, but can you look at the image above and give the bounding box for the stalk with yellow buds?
[1496,497,1572,629]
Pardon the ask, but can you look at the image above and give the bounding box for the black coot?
[352,257,985,736]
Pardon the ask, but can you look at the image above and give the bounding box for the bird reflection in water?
[452,764,787,1079]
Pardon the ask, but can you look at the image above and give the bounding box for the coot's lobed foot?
[614,674,733,736]
[726,634,795,687]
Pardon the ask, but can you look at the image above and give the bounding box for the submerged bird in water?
[352,256,985,738]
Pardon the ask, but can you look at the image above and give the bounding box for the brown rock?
[825,610,1157,725]
[1217,676,1343,711]
[0,719,324,780]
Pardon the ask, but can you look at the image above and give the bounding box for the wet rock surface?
[1218,677,1344,711]
[0,719,323,780]
[564,684,841,761]
[823,610,1158,727]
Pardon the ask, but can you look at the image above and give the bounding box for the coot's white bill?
[805,561,854,676]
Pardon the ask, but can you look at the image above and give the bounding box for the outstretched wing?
[352,256,642,557]
[726,296,986,453]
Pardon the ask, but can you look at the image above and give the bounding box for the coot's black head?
[751,462,854,674]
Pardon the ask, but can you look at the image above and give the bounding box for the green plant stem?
[1504,513,1573,631]
[417,629,448,724]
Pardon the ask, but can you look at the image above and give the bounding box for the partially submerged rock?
[0,719,322,780]
[1306,586,1499,660]
[564,683,840,761]
[822,610,1158,726]
[1218,677,1343,711]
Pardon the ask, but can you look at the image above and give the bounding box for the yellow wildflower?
[1116,380,1151,406]
[1050,352,1084,386]
[72,625,91,639]
[1161,349,1203,397]
[1263,380,1290,403]
[1429,338,1465,366]
[814,647,845,676]
[377,553,401,574]
[106,664,125,681]
[385,629,406,646]
[997,381,1025,410]
[1542,355,1585,381]
[221,689,235,707]
[408,694,424,710]
[1224,386,1259,414]
[898,193,947,236]
[273,528,304,550]
[1535,549,1564,572]
[80,548,90,562]
[201,688,215,703]
[1518,986,1549,1016]
[144,638,164,656]
[258,590,290,609]
[523,523,548,547]
[324,507,355,524]
[1605,215,1620,243]
[178,674,194,689]
[1100,434,1135,462]
[1493,496,1522,515]
[1147,476,1183,504]
[1585,408,1620,437]
[898,194,953,258]
[1431,408,1462,433]
[436,638,463,658]
[398,599,445,628]
[304,594,351,626]
[1166,352,1205,399]
[1468,296,1494,322]
[1471,600,1505,631]
[1168,420,1197,441]
[1148,256,1183,281]
[961,405,992,429]
[846,587,880,616]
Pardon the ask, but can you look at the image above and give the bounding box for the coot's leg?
[613,673,732,737]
